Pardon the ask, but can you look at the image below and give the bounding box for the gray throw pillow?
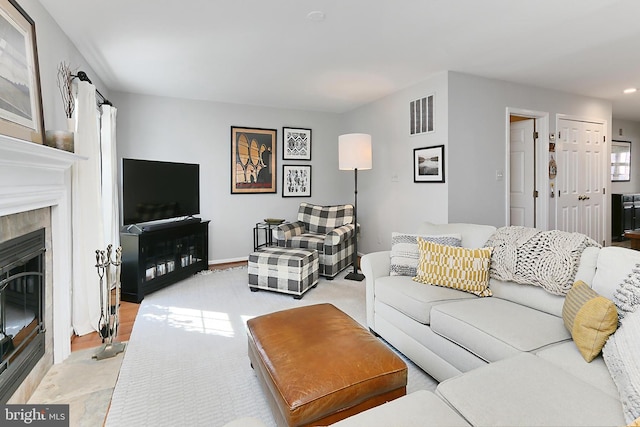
[389,232,461,276]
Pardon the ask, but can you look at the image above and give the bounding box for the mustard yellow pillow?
[562,280,618,362]
[413,238,492,297]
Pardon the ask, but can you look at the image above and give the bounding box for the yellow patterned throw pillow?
[562,280,618,362]
[413,238,492,297]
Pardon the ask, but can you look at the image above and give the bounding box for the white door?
[556,118,605,244]
[510,119,535,227]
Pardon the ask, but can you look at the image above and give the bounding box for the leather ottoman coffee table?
[246,303,407,427]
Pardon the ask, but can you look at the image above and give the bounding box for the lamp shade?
[338,133,372,170]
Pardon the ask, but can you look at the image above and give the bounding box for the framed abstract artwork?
[414,145,445,183]
[0,0,45,144]
[283,127,312,160]
[231,126,277,194]
[282,164,311,197]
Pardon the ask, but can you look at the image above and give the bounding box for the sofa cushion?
[603,308,640,424]
[536,342,620,400]
[288,232,324,251]
[489,279,566,317]
[592,246,640,301]
[430,298,570,362]
[390,232,461,276]
[375,275,475,325]
[332,390,470,427]
[414,239,492,297]
[436,353,625,427]
[417,222,496,249]
[562,280,618,362]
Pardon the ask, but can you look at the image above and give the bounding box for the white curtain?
[101,104,120,249]
[72,81,104,336]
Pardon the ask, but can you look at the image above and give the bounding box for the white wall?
[342,72,449,254]
[111,92,347,262]
[20,0,109,132]
[611,118,640,194]
[447,71,612,228]
[343,71,613,254]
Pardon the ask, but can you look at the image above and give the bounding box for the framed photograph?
[231,126,277,194]
[414,145,445,183]
[282,165,311,197]
[0,0,45,144]
[283,127,312,160]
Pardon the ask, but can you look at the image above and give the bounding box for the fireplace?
[0,135,82,402]
[0,229,46,402]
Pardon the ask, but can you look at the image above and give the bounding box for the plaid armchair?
[274,203,355,279]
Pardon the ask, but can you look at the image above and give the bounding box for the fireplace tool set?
[93,244,126,360]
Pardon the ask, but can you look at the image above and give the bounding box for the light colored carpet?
[105,267,437,427]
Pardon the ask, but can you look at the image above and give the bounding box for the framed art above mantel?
[0,0,45,145]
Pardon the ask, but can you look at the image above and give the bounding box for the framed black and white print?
[283,127,312,160]
[414,145,444,183]
[282,165,311,197]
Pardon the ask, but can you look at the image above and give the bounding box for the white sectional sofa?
[357,222,637,427]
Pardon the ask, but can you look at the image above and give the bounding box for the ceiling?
[38,0,640,119]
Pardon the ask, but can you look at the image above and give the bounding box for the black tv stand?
[120,219,210,302]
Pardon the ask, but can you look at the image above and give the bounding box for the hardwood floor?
[70,261,247,352]
[70,301,139,352]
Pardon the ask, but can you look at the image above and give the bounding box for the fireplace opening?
[0,228,45,403]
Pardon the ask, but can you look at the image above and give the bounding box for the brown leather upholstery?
[247,303,407,426]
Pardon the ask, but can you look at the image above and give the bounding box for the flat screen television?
[122,158,200,225]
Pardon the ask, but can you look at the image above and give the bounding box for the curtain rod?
[72,71,113,107]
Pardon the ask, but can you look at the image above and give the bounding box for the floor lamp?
[339,133,372,281]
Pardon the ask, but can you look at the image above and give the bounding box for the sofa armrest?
[325,224,355,246]
[274,221,305,245]
[361,251,391,331]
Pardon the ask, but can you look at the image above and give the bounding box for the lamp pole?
[345,167,364,281]
[338,133,371,282]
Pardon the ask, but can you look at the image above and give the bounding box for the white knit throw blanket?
[485,226,600,295]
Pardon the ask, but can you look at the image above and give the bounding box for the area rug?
[105,267,437,427]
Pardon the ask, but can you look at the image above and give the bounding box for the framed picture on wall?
[0,0,45,144]
[231,126,277,194]
[414,145,445,183]
[282,164,311,197]
[283,127,312,160]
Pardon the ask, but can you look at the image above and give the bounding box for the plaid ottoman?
[248,247,319,299]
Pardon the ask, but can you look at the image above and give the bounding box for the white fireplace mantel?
[0,135,86,363]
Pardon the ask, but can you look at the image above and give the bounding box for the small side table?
[624,231,640,250]
[253,220,284,251]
